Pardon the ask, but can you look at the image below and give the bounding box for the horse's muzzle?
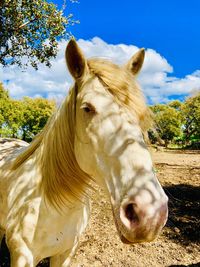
[113,194,168,244]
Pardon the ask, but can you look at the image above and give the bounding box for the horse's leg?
[50,242,79,267]
[6,235,34,267]
[9,248,34,267]
[10,254,34,267]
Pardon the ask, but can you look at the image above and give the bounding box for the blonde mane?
[12,58,152,208]
[12,86,92,208]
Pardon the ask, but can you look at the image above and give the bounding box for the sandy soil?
[0,149,199,267]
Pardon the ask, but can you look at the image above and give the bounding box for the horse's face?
[66,40,168,244]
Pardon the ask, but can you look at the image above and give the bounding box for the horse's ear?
[65,39,88,80]
[125,48,145,76]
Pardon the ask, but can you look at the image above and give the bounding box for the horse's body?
[0,40,168,267]
[0,138,90,266]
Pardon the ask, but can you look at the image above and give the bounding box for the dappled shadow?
[163,184,200,245]
[0,138,28,162]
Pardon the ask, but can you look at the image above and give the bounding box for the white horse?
[0,39,168,267]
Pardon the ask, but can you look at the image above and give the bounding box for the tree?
[21,97,56,141]
[0,84,25,138]
[168,100,182,110]
[150,104,167,114]
[2,99,24,138]
[0,82,9,99]
[0,0,77,69]
[150,104,183,147]
[0,83,56,140]
[182,92,200,143]
[0,83,10,136]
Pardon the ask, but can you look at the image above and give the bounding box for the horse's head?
[66,39,168,244]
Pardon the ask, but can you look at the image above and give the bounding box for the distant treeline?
[0,83,200,147]
[0,83,56,142]
[149,91,200,148]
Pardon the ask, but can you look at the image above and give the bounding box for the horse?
[0,39,168,267]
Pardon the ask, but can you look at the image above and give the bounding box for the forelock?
[87,58,152,132]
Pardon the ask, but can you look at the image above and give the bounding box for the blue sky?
[63,0,200,78]
[1,0,200,104]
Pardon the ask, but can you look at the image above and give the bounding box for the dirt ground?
[0,149,199,267]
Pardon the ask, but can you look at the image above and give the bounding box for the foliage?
[0,84,55,141]
[168,100,183,110]
[21,97,56,141]
[150,103,183,146]
[2,99,24,138]
[0,0,77,69]
[0,82,9,99]
[0,82,10,132]
[181,93,200,142]
[150,95,200,147]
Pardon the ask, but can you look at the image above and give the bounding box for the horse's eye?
[84,106,91,113]
[82,103,96,114]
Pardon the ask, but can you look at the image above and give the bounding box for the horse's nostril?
[125,203,139,224]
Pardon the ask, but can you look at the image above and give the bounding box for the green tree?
[21,97,56,141]
[150,104,167,114]
[0,84,25,138]
[151,104,183,147]
[0,83,55,140]
[2,99,24,138]
[182,92,200,143]
[0,83,10,136]
[0,0,77,69]
[0,82,9,99]
[168,100,182,110]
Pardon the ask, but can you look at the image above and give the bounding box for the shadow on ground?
[164,184,200,245]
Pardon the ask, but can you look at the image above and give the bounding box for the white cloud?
[1,37,200,104]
